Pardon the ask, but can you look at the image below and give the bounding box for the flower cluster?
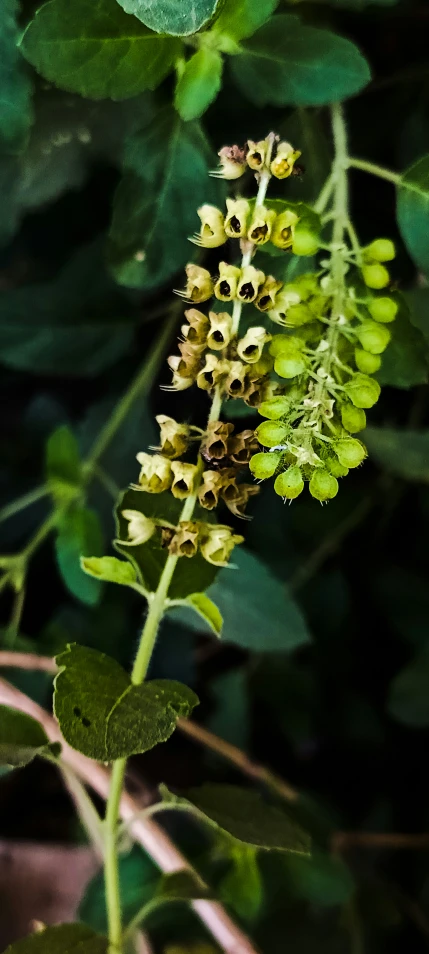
[190,200,302,253]
[119,507,244,568]
[211,139,301,181]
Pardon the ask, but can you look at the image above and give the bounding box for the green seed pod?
[325,454,349,478]
[341,404,367,434]
[292,227,319,257]
[249,451,282,479]
[361,263,390,290]
[274,466,304,499]
[259,396,291,419]
[309,469,339,501]
[354,348,382,374]
[275,351,306,379]
[285,303,314,327]
[334,438,367,469]
[364,238,396,262]
[368,296,398,323]
[269,335,302,357]
[271,210,299,250]
[255,420,288,447]
[345,373,381,409]
[356,320,391,354]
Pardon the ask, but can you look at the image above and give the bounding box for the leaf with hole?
[54,644,198,760]
[0,705,59,768]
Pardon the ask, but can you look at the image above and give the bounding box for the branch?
[0,673,259,954]
[333,831,429,852]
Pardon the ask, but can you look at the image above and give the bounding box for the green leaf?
[46,424,82,505]
[212,0,280,43]
[365,427,429,482]
[56,507,104,606]
[0,0,33,153]
[79,846,159,933]
[175,49,223,121]
[115,488,218,598]
[155,870,212,901]
[2,924,108,954]
[81,555,138,587]
[171,548,311,652]
[407,287,429,349]
[20,0,180,100]
[230,15,371,107]
[0,705,58,768]
[0,241,135,375]
[54,643,199,760]
[219,844,263,921]
[388,646,429,727]
[116,0,221,36]
[397,155,429,275]
[183,593,223,636]
[282,848,354,907]
[108,108,223,289]
[376,302,428,389]
[161,783,311,853]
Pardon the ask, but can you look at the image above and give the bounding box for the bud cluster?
[120,506,243,567]
[211,139,301,182]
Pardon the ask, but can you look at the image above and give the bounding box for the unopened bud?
[356,320,391,354]
[211,144,247,180]
[361,263,390,290]
[224,198,251,238]
[354,348,381,374]
[364,238,396,263]
[368,296,398,323]
[270,141,301,179]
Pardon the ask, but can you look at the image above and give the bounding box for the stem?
[314,171,336,215]
[105,758,127,950]
[347,158,401,186]
[0,485,48,526]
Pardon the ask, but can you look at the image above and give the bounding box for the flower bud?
[228,429,259,464]
[255,276,284,312]
[169,521,200,558]
[224,198,251,238]
[225,360,249,398]
[368,296,398,323]
[214,262,241,301]
[364,238,395,262]
[249,451,282,479]
[246,139,267,171]
[334,438,367,469]
[340,404,367,434]
[170,461,199,499]
[274,466,304,499]
[285,303,314,327]
[269,334,303,357]
[198,470,225,510]
[237,266,265,302]
[275,351,306,379]
[354,348,381,374]
[256,420,288,448]
[237,326,270,364]
[175,264,213,303]
[309,469,338,501]
[356,320,391,354]
[134,453,172,493]
[191,205,226,248]
[247,206,276,245]
[361,263,390,290]
[270,141,301,179]
[211,144,247,180]
[271,209,299,250]
[121,510,156,546]
[155,415,190,459]
[200,524,244,567]
[259,395,291,419]
[183,308,210,344]
[345,373,381,409]
[292,226,319,257]
[202,421,234,460]
[207,311,233,350]
[196,353,227,391]
[324,454,349,478]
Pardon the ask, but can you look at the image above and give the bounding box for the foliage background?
[2,0,429,951]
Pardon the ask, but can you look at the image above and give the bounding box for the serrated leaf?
[397,155,429,275]
[365,427,429,482]
[376,302,428,389]
[2,924,108,954]
[0,704,58,768]
[56,507,104,606]
[0,0,33,153]
[20,0,180,100]
[81,556,138,587]
[46,424,82,505]
[184,593,223,636]
[213,0,280,43]
[155,870,212,901]
[387,646,429,727]
[175,49,223,121]
[231,15,371,107]
[115,488,218,598]
[116,0,221,36]
[161,783,311,853]
[54,644,199,761]
[108,108,223,289]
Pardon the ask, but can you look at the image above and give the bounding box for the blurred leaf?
[282,849,354,907]
[0,241,135,375]
[175,49,223,121]
[81,555,138,587]
[407,287,429,347]
[116,0,221,35]
[46,424,82,505]
[21,0,180,100]
[161,783,311,853]
[231,16,371,107]
[2,924,107,954]
[365,427,429,481]
[54,643,199,760]
[388,646,429,726]
[78,393,157,491]
[397,154,429,275]
[55,506,104,606]
[115,488,218,598]
[0,0,33,153]
[219,844,263,921]
[375,567,429,646]
[279,109,331,204]
[0,704,57,768]
[155,870,211,900]
[207,668,249,751]
[182,593,223,636]
[108,108,223,289]
[376,303,428,388]
[79,846,159,932]
[213,0,279,43]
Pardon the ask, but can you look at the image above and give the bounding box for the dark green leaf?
[0,0,33,153]
[161,783,311,853]
[81,555,138,587]
[282,849,354,907]
[155,870,211,900]
[407,287,429,348]
[388,646,429,727]
[231,16,371,107]
[79,847,159,933]
[108,108,223,289]
[365,427,429,482]
[183,593,223,636]
[55,506,104,606]
[46,424,82,505]
[213,0,280,43]
[397,155,429,275]
[208,669,249,751]
[54,643,199,760]
[376,302,428,388]
[20,0,180,100]
[2,924,108,954]
[278,109,331,204]
[0,704,57,768]
[116,0,221,36]
[174,49,223,121]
